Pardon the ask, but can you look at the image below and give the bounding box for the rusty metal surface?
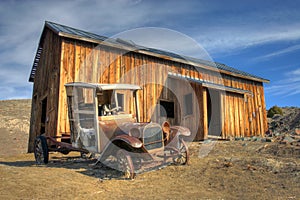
[46,136,89,154]
[113,134,143,149]
[170,126,191,137]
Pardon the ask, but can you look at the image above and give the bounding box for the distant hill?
[0,99,31,156]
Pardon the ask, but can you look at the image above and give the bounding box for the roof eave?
[28,23,49,82]
[64,82,141,90]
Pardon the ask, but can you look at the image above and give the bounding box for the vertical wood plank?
[229,93,234,137]
[203,88,208,139]
[238,95,244,137]
[260,84,268,134]
[220,92,225,138]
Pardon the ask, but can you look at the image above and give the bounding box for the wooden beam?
[203,88,208,139]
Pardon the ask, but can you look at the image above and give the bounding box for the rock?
[261,138,272,142]
[282,135,296,143]
[235,137,244,141]
[224,162,233,167]
[247,164,257,171]
[251,136,262,142]
[268,107,300,136]
[203,139,213,144]
[243,137,251,141]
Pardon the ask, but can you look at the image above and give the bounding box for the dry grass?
[0,100,31,156]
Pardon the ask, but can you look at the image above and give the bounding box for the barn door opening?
[207,89,222,137]
[40,97,47,135]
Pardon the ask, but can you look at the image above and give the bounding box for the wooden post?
[203,88,208,139]
[220,92,225,139]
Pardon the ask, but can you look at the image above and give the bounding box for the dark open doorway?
[40,97,47,135]
[207,89,222,137]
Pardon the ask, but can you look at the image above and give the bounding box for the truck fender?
[112,134,143,149]
[97,134,144,163]
[170,126,191,137]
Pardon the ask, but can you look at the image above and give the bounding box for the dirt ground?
[0,100,299,199]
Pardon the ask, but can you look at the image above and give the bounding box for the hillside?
[0,99,31,156]
[268,107,300,135]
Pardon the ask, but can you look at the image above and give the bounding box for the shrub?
[267,105,283,118]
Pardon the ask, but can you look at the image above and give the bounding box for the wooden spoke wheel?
[116,149,135,179]
[34,135,49,164]
[173,138,189,165]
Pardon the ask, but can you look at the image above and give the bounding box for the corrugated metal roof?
[29,21,269,83]
[46,21,109,42]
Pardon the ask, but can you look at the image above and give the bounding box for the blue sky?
[0,0,300,108]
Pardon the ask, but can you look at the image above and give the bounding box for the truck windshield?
[97,89,136,117]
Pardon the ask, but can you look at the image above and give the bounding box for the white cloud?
[256,44,300,60]
[265,68,300,97]
[193,23,300,56]
[287,68,300,76]
[0,85,32,100]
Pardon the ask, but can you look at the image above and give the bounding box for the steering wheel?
[103,104,122,115]
[110,106,122,113]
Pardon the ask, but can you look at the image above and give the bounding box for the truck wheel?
[173,138,189,165]
[117,149,135,179]
[34,135,49,164]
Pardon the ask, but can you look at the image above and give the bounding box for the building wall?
[28,28,61,152]
[29,30,268,151]
[57,37,267,140]
[57,39,169,136]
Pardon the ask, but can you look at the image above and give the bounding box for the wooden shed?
[28,21,269,152]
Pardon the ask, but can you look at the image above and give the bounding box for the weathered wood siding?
[29,29,268,151]
[55,38,267,140]
[58,39,169,136]
[28,28,61,152]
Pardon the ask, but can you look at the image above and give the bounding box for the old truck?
[34,82,190,179]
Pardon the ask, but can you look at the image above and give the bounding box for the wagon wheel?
[116,149,135,179]
[173,138,189,165]
[34,135,49,164]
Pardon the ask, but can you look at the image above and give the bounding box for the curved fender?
[112,134,143,148]
[170,126,191,137]
[97,135,143,164]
